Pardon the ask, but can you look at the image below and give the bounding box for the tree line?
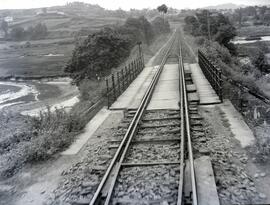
[232,6,270,27]
[184,10,237,54]
[65,16,170,83]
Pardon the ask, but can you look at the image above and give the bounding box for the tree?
[138,16,155,45]
[157,4,168,22]
[66,15,171,83]
[120,16,155,45]
[184,16,199,35]
[65,27,131,82]
[157,4,168,14]
[214,25,236,46]
[185,11,236,54]
[235,8,242,28]
[1,20,8,37]
[251,44,270,73]
[10,27,25,40]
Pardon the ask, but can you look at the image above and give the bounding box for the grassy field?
[0,11,125,78]
[9,14,125,39]
[0,40,74,77]
[237,25,270,37]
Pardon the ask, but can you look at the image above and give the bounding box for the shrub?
[195,37,206,46]
[0,108,85,178]
[204,41,232,64]
[253,125,270,162]
[65,27,131,82]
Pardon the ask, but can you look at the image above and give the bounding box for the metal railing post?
[121,69,124,92]
[117,72,120,97]
[106,78,110,108]
[125,66,128,89]
[198,49,223,102]
[112,74,116,101]
[219,71,223,102]
[128,64,131,84]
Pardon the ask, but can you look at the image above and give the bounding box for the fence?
[198,50,223,102]
[106,55,144,108]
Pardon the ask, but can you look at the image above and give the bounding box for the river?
[0,77,80,116]
[233,36,270,44]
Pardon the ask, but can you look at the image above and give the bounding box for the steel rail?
[103,32,178,205]
[179,36,198,205]
[89,30,177,205]
[177,29,185,205]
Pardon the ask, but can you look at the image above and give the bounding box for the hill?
[203,3,247,10]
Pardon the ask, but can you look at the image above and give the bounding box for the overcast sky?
[0,0,269,10]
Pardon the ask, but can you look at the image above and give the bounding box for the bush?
[253,126,270,162]
[0,109,85,178]
[195,37,206,46]
[65,27,131,82]
[204,41,233,64]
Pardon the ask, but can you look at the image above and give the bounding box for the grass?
[237,25,270,37]
[0,108,86,178]
[0,40,74,78]
[0,13,126,79]
[252,125,270,162]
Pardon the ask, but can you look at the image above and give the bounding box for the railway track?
[89,29,198,205]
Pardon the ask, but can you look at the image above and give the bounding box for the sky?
[0,0,269,10]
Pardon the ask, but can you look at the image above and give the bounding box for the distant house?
[4,16,13,22]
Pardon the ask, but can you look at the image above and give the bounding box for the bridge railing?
[105,55,144,108]
[198,50,223,102]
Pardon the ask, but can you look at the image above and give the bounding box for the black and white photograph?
[0,0,269,204]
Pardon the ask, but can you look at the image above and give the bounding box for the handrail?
[198,50,223,102]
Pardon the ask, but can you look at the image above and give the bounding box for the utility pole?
[207,10,211,41]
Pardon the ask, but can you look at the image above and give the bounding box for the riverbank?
[0,77,79,116]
